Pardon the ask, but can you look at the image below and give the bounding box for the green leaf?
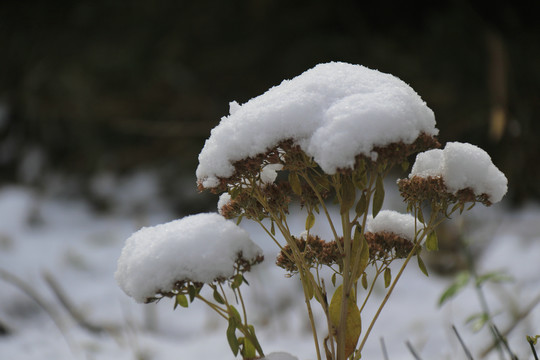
[425,231,438,251]
[329,285,362,358]
[230,187,240,200]
[306,212,315,231]
[372,175,385,217]
[240,337,256,359]
[401,160,410,172]
[475,271,513,287]
[355,193,368,217]
[305,275,314,300]
[353,233,370,280]
[229,305,242,325]
[175,294,188,309]
[248,325,264,356]
[213,288,225,304]
[361,273,368,290]
[465,312,490,332]
[236,213,244,225]
[331,273,337,287]
[417,207,425,224]
[340,176,356,214]
[188,284,202,302]
[438,271,470,307]
[527,335,540,345]
[384,267,391,288]
[289,172,302,196]
[226,320,239,356]
[270,220,275,236]
[417,254,429,277]
[231,274,244,289]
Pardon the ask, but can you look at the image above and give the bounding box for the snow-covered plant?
[115,213,265,358]
[116,62,508,360]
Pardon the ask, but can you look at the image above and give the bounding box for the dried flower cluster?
[276,232,415,274]
[398,175,492,210]
[364,231,415,262]
[353,132,440,170]
[146,252,264,304]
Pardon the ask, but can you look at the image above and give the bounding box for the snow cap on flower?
[366,210,420,241]
[115,213,263,303]
[409,142,508,203]
[197,62,438,189]
[217,192,232,215]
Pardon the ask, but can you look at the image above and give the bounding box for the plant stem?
[356,241,421,357]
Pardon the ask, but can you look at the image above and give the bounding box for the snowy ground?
[0,185,539,360]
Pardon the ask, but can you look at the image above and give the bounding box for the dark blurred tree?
[0,0,538,210]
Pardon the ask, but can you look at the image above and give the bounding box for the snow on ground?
[0,185,539,360]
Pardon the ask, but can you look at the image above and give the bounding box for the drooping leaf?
[231,274,244,289]
[174,293,188,309]
[331,273,337,287]
[289,172,302,196]
[384,268,392,288]
[417,254,429,277]
[240,337,256,359]
[438,271,470,307]
[361,273,368,290]
[188,284,202,303]
[465,312,490,332]
[401,160,410,172]
[305,275,315,301]
[226,319,239,356]
[475,271,513,287]
[213,288,225,304]
[236,213,244,225]
[425,231,438,251]
[352,233,370,281]
[340,176,356,214]
[306,212,315,231]
[372,175,385,217]
[417,207,425,224]
[329,285,362,358]
[229,305,242,325]
[355,193,368,218]
[270,220,275,236]
[248,325,264,356]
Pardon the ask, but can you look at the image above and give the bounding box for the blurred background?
[1,0,539,215]
[1,2,540,359]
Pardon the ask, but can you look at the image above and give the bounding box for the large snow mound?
[410,142,508,203]
[115,213,263,303]
[197,62,438,188]
[366,210,420,241]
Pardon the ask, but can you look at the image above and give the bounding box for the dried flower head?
[398,175,492,210]
[364,231,415,262]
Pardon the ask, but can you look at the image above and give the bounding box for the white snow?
[115,213,263,303]
[197,62,438,188]
[217,192,232,215]
[261,352,299,360]
[260,164,283,184]
[366,210,420,241]
[410,142,508,203]
[2,185,538,360]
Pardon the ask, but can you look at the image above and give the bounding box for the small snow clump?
[261,352,299,360]
[410,142,508,203]
[115,213,263,303]
[366,210,420,241]
[217,192,232,215]
[197,62,438,188]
